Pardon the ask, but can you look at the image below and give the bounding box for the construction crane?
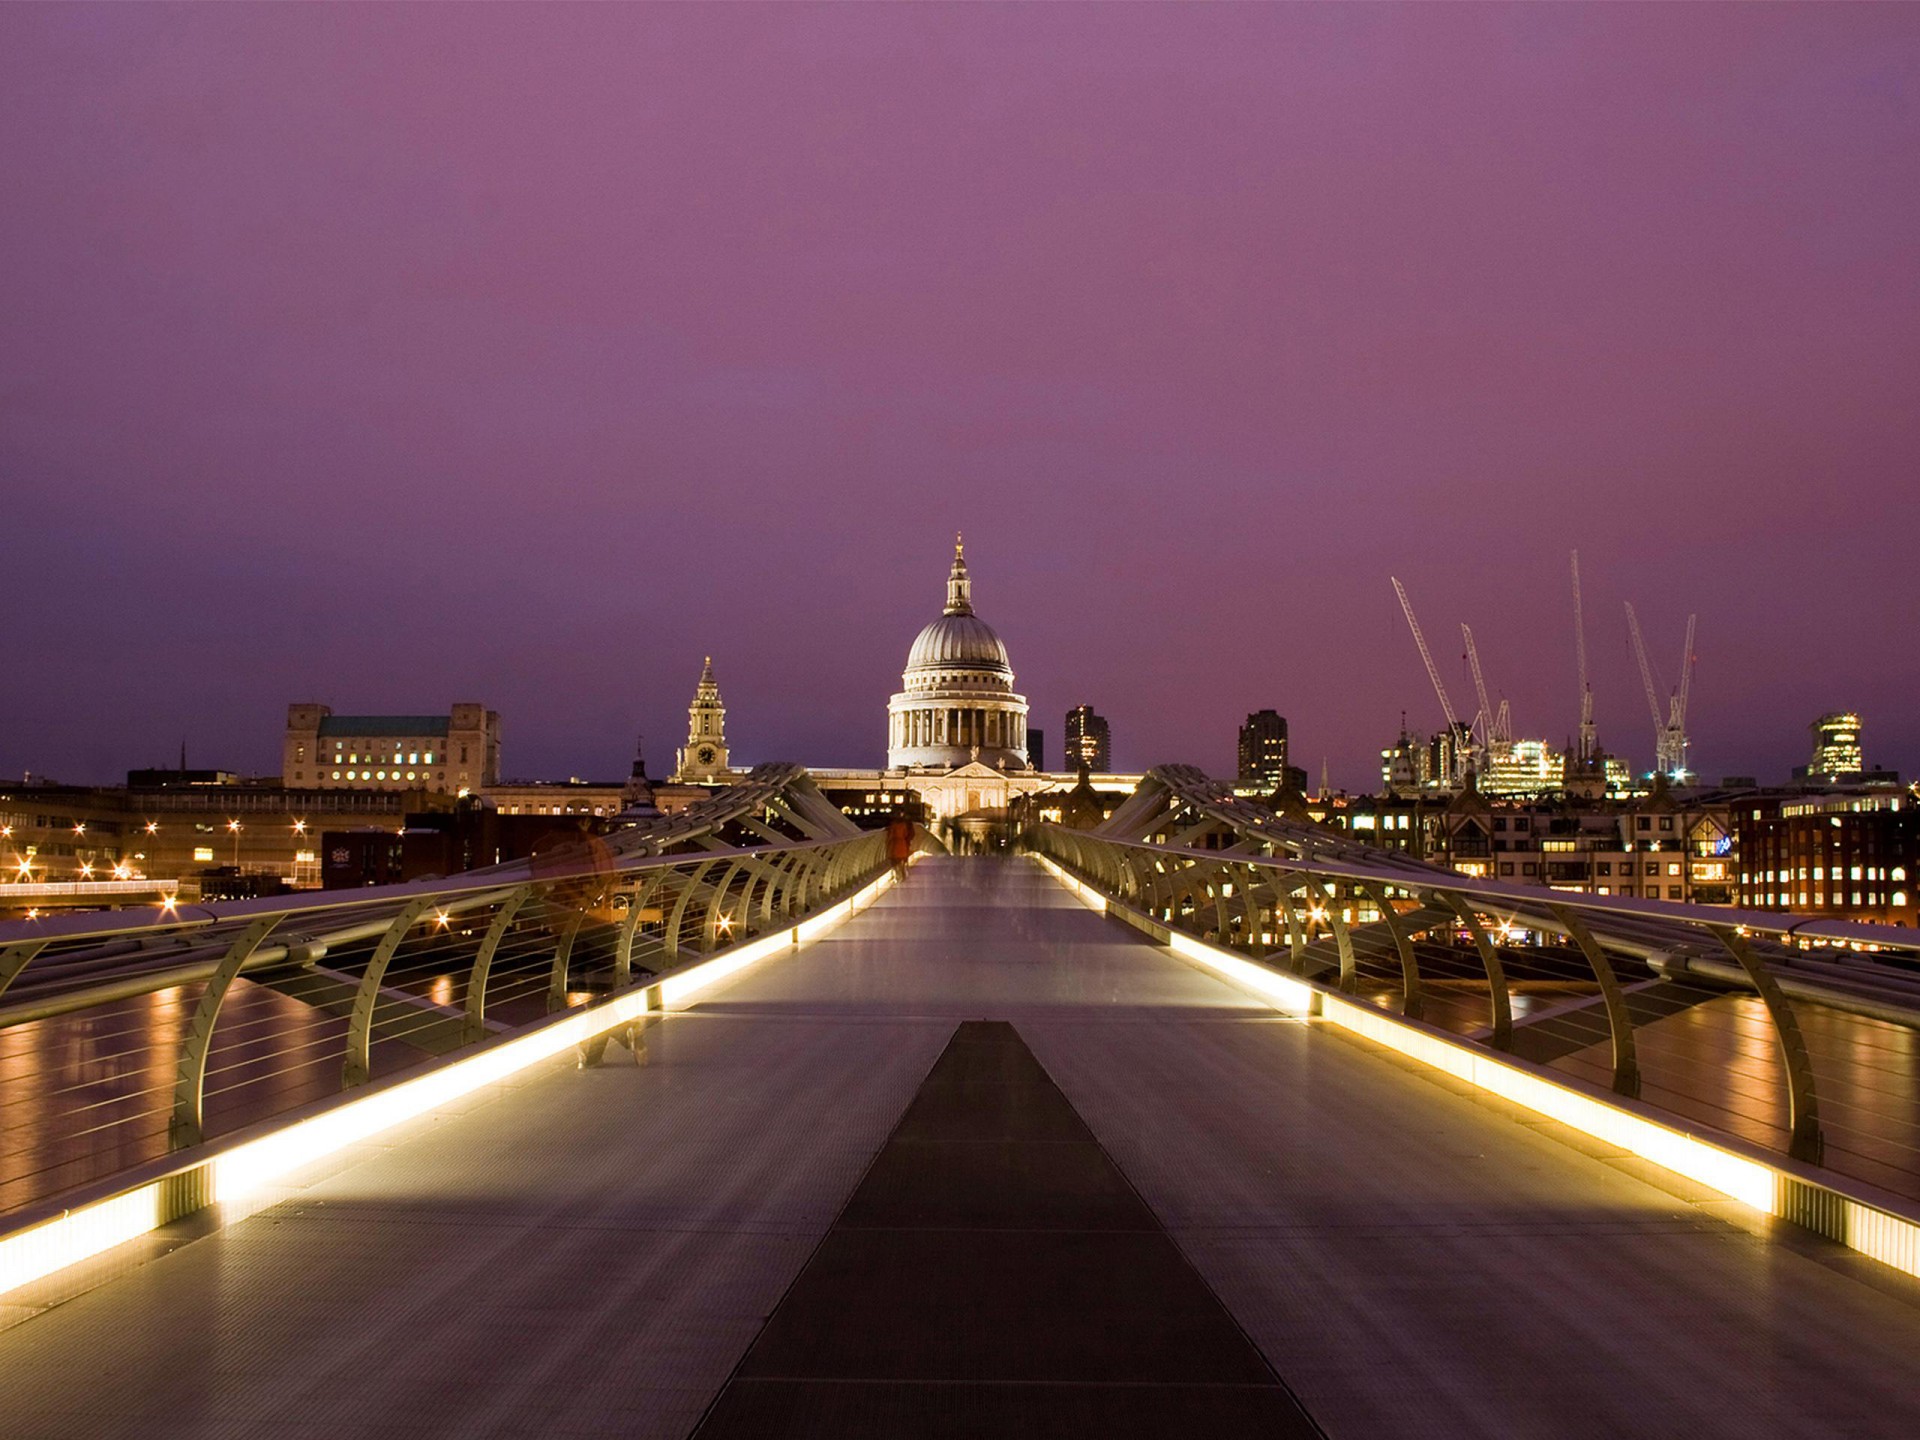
[1391,577,1473,783]
[1671,613,1697,781]
[1460,624,1511,758]
[1570,551,1595,764]
[1625,602,1696,781]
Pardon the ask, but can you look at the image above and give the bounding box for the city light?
[145,821,158,834]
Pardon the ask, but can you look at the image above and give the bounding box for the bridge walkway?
[0,857,1918,1436]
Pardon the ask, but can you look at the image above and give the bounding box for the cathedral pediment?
[943,760,1006,779]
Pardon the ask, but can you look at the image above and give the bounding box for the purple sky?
[4,4,1917,790]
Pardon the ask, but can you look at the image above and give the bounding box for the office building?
[1065,705,1111,772]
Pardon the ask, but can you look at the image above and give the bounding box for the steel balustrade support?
[343,898,435,1088]
[1549,903,1641,1099]
[1361,882,1423,1019]
[664,861,717,958]
[1237,871,1266,959]
[1204,866,1231,944]
[547,911,587,1011]
[1712,924,1824,1164]
[0,940,50,1002]
[703,861,748,953]
[464,887,533,1043]
[782,853,812,916]
[1274,877,1308,969]
[763,851,801,922]
[170,915,283,1149]
[1314,880,1357,992]
[613,874,666,992]
[1439,893,1513,1051]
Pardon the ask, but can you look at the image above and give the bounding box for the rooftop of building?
[314,715,453,737]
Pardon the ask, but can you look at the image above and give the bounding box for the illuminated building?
[1479,739,1564,798]
[284,704,500,794]
[675,657,733,781]
[887,537,1031,772]
[1738,792,1917,925]
[1065,705,1111,773]
[1809,713,1865,777]
[1237,710,1289,791]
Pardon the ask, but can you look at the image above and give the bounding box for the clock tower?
[675,656,731,780]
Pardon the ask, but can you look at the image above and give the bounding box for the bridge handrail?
[0,783,899,1221]
[1030,816,1920,1207]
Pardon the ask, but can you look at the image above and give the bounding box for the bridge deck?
[3,857,1919,1437]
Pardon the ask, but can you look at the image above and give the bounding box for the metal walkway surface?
[2,858,1919,1437]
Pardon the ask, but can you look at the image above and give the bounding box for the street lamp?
[227,819,242,869]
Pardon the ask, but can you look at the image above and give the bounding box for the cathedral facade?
[886,538,1031,772]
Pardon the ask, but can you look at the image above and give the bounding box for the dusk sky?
[4,4,1917,790]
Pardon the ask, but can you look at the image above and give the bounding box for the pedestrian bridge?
[4,770,1920,1436]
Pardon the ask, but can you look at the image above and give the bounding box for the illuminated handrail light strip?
[1029,853,1920,1280]
[0,866,893,1302]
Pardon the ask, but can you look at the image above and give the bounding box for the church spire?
[944,532,973,616]
[676,657,729,780]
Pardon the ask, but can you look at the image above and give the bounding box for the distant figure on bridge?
[885,810,915,881]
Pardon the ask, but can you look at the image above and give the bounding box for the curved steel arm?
[1712,924,1823,1163]
[547,911,587,1011]
[465,886,533,1043]
[1439,893,1512,1051]
[344,898,434,1087]
[171,916,283,1148]
[1361,882,1422,1019]
[1550,903,1640,1098]
[0,940,50,1003]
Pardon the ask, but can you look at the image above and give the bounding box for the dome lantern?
[945,533,973,616]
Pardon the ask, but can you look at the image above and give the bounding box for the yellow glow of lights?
[434,911,450,928]
[145,822,158,834]
[227,820,242,833]
[1166,928,1315,1014]
[0,1182,167,1299]
[73,824,85,835]
[1031,855,1109,915]
[292,821,307,835]
[0,861,894,1304]
[1318,995,1777,1212]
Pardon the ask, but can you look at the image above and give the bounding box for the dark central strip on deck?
[692,1020,1321,1438]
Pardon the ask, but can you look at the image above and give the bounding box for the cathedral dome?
[905,611,1011,674]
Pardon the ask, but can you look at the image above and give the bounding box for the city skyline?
[4,5,1917,788]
